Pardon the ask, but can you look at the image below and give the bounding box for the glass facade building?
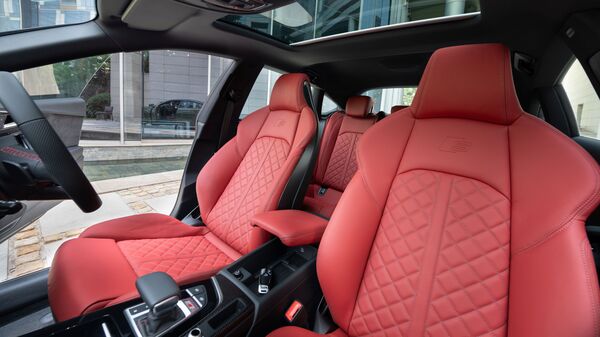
[0,0,96,34]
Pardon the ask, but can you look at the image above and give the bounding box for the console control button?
[186,285,206,297]
[128,303,149,316]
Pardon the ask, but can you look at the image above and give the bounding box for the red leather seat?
[48,73,317,322]
[304,96,377,217]
[269,44,600,337]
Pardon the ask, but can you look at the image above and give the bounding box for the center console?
[24,240,324,337]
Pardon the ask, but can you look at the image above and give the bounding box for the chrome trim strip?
[211,277,224,306]
[290,12,480,46]
[101,322,113,337]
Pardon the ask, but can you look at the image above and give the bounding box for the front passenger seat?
[49,73,317,321]
[268,44,600,337]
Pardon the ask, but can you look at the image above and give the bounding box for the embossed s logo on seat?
[439,137,472,153]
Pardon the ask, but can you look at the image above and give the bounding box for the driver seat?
[48,73,317,321]
[269,44,600,337]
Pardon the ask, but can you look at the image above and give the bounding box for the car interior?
[1,0,600,337]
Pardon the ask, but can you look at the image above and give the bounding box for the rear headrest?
[390,105,409,113]
[346,96,374,118]
[270,73,311,111]
[411,43,523,125]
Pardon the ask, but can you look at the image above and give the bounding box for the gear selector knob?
[136,272,181,335]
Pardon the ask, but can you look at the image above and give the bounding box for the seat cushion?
[49,213,239,322]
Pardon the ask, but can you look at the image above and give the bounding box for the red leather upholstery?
[304,96,377,218]
[345,96,373,118]
[390,104,409,113]
[252,210,329,246]
[269,44,600,337]
[49,73,317,321]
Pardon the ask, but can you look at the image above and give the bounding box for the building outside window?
[223,0,480,45]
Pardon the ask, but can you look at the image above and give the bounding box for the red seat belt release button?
[285,300,303,322]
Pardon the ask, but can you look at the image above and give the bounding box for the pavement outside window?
[1,169,184,282]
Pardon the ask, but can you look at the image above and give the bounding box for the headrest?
[269,73,311,111]
[411,43,523,125]
[346,96,374,118]
[390,105,409,113]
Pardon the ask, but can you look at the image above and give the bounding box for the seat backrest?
[196,73,316,254]
[390,104,409,113]
[317,44,600,337]
[304,96,377,217]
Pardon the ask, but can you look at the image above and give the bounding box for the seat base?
[48,213,239,322]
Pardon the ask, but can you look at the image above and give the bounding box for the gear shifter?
[136,272,182,336]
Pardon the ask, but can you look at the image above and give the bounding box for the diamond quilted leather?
[349,170,439,337]
[424,177,509,337]
[117,236,233,278]
[205,137,290,254]
[323,133,361,191]
[348,171,510,337]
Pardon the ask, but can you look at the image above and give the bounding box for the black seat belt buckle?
[318,186,327,196]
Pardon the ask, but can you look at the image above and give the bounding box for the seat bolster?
[48,238,138,322]
[79,213,206,241]
[267,327,347,337]
[508,220,600,337]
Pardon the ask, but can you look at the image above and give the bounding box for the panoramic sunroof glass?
[0,0,97,35]
[222,0,481,44]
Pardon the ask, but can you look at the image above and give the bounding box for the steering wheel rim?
[0,71,101,213]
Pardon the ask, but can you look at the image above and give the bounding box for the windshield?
[221,0,480,45]
[0,0,97,35]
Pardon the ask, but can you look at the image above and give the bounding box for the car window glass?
[322,94,340,114]
[363,87,417,114]
[562,59,600,139]
[1,51,233,283]
[240,68,285,119]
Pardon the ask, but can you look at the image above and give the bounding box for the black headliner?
[1,0,599,105]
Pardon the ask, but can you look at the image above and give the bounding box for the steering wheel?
[0,72,101,213]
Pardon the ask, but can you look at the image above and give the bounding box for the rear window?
[0,0,96,35]
[562,59,600,139]
[363,87,417,114]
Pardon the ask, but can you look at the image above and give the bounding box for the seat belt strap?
[218,89,236,149]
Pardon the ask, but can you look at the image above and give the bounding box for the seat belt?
[217,89,236,149]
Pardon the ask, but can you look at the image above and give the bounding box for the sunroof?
[221,0,480,45]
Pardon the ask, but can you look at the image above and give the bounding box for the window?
[240,68,284,119]
[221,0,480,45]
[322,94,340,114]
[0,0,96,35]
[1,52,233,283]
[363,87,417,113]
[15,51,233,142]
[562,59,600,139]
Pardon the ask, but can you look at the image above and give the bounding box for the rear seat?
[304,96,377,218]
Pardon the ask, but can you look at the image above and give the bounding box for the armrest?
[251,210,328,247]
